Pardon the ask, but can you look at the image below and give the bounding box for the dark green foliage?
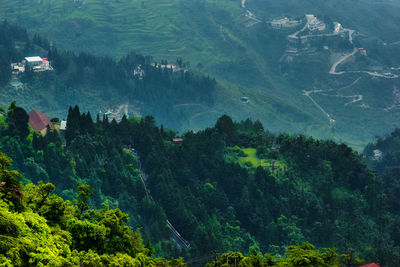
[6,102,29,140]
[0,103,396,265]
[0,151,23,211]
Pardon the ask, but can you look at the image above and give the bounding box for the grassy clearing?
[226,146,285,173]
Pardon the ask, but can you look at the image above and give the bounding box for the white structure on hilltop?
[333,22,342,34]
[133,65,145,79]
[270,17,301,29]
[306,15,326,32]
[373,149,383,160]
[11,56,53,73]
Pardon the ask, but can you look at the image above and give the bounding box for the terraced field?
[2,0,400,149]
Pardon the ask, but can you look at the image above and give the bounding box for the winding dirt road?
[329,48,358,75]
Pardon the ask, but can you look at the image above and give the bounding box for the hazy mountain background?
[1,0,400,149]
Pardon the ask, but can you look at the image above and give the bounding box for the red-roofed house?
[29,110,54,135]
[172,138,183,144]
[360,263,380,267]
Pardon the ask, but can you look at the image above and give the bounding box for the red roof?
[360,263,380,267]
[362,50,367,53]
[29,110,54,131]
[173,138,183,143]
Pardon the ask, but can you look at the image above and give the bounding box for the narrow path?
[189,110,218,126]
[131,150,191,250]
[329,48,358,75]
[339,77,361,90]
[303,89,335,123]
[245,10,262,23]
[302,78,364,123]
[288,18,310,39]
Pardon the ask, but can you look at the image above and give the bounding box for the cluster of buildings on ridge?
[272,14,344,35]
[11,56,53,74]
[28,109,185,144]
[133,63,187,80]
[358,47,368,56]
[270,17,301,29]
[306,14,326,32]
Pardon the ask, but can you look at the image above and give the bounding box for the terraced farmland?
[2,0,400,149]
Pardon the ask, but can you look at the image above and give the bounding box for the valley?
[1,0,400,149]
[2,1,400,266]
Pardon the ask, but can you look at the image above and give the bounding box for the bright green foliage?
[0,151,23,210]
[0,152,185,266]
[207,243,344,267]
[76,183,93,218]
[280,242,340,267]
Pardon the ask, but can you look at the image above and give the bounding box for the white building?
[373,149,383,160]
[25,56,43,67]
[307,15,326,32]
[60,120,67,131]
[271,17,301,29]
[333,22,342,34]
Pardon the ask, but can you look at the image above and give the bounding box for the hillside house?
[11,62,25,74]
[11,57,53,73]
[307,15,326,32]
[173,138,183,144]
[133,65,145,79]
[240,97,249,103]
[360,263,380,267]
[29,110,55,135]
[270,17,301,29]
[153,63,187,73]
[333,22,341,33]
[373,149,383,160]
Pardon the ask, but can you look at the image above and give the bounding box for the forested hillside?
[0,21,216,131]
[363,129,400,228]
[0,150,365,266]
[1,102,399,266]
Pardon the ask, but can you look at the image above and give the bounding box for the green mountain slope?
[1,0,400,148]
[1,102,398,266]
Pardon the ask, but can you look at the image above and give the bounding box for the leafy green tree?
[0,151,23,210]
[216,115,237,145]
[75,183,93,218]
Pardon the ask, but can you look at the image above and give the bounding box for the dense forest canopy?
[0,149,366,266]
[0,102,399,266]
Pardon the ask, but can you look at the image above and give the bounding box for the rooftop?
[360,263,380,267]
[29,110,55,131]
[25,56,42,62]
